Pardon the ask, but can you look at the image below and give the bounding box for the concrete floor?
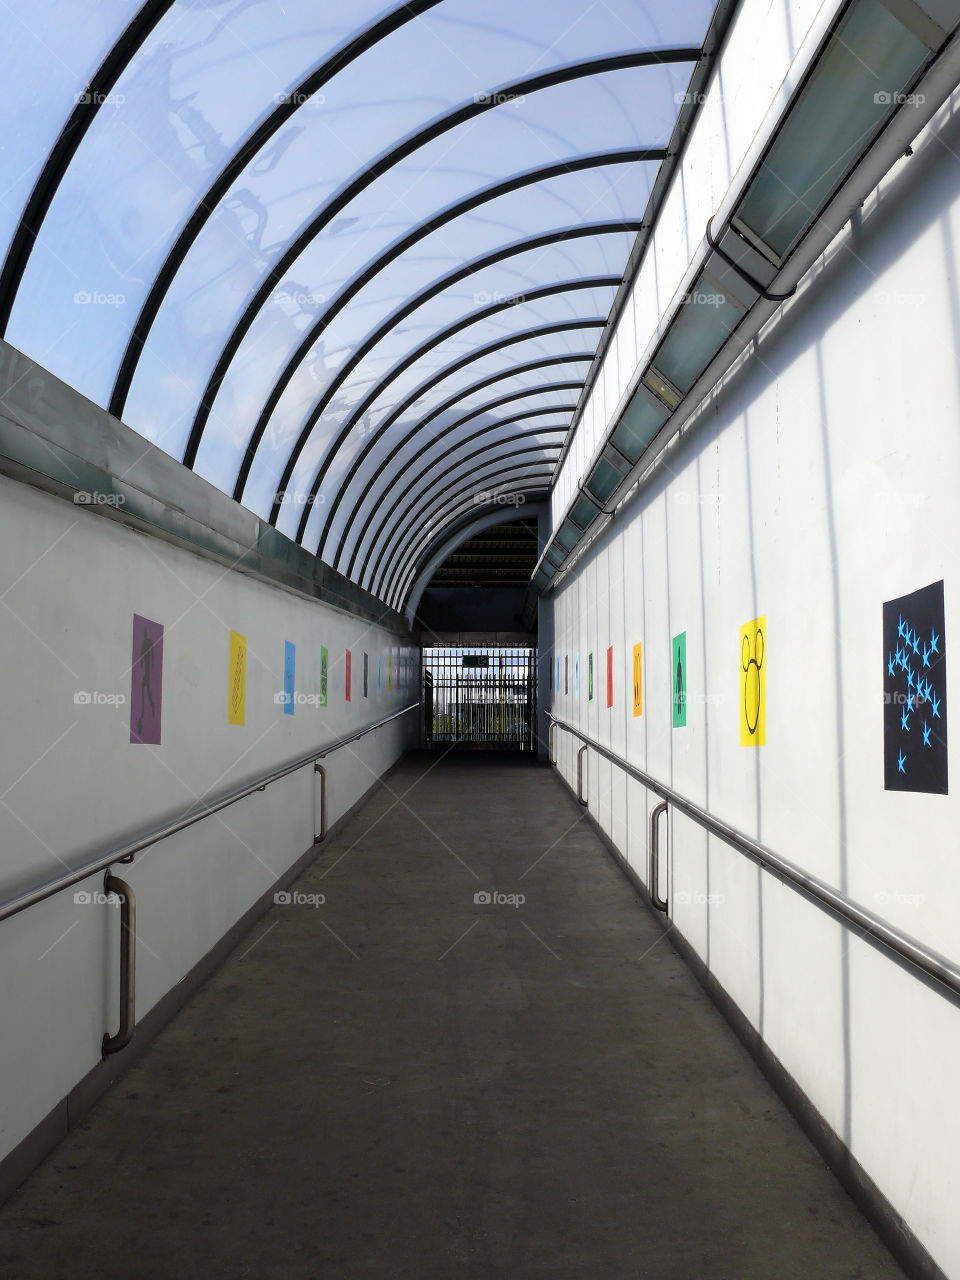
[0,754,906,1279]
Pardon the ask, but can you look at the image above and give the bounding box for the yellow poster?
[228,630,247,725]
[632,642,642,717]
[740,615,765,746]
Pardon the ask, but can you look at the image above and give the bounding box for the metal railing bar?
[0,703,419,924]
[546,713,960,1000]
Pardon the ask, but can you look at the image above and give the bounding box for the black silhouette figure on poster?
[883,579,947,793]
[129,614,163,745]
[741,623,764,744]
[136,630,156,737]
[675,651,684,720]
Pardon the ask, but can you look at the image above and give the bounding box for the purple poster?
[130,614,163,745]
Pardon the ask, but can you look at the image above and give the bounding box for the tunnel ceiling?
[428,519,540,588]
[0,0,721,611]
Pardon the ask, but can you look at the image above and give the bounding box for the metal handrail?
[547,712,960,1001]
[649,801,669,913]
[101,873,135,1056]
[576,744,588,805]
[0,703,419,924]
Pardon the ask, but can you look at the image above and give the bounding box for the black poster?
[883,579,947,793]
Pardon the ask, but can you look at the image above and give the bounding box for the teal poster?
[283,640,295,716]
[672,632,686,728]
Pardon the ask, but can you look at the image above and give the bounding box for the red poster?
[345,649,352,701]
[606,645,613,708]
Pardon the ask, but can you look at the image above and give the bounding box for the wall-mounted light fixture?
[530,0,960,603]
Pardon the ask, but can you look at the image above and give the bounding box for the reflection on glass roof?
[0,0,718,610]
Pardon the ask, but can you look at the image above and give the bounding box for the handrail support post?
[102,871,136,1057]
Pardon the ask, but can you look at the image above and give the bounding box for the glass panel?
[610,388,668,462]
[555,519,581,552]
[0,0,721,606]
[545,545,566,568]
[7,0,391,409]
[270,286,618,543]
[191,162,656,492]
[362,437,561,587]
[242,226,630,528]
[650,270,745,395]
[569,494,601,530]
[334,410,573,573]
[584,452,627,505]
[127,58,688,474]
[0,1,137,269]
[735,0,930,261]
[385,462,554,601]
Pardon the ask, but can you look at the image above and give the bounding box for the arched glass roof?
[0,0,720,610]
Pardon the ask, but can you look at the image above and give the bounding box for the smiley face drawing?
[740,616,766,746]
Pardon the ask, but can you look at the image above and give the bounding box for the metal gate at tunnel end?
[421,646,537,750]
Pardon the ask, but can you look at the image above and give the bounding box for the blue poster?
[283,640,295,715]
[883,581,947,792]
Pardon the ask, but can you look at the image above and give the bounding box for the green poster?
[318,645,329,707]
[672,632,686,728]
[588,651,594,702]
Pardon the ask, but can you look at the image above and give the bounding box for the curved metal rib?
[0,0,175,332]
[288,276,619,541]
[379,453,558,603]
[329,362,583,571]
[109,0,445,419]
[229,149,661,497]
[352,384,582,583]
[256,225,632,524]
[181,49,697,469]
[340,389,583,578]
[390,474,552,609]
[351,424,567,587]
[400,499,549,614]
[323,319,606,563]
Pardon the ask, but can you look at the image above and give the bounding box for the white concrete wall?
[549,3,960,1276]
[0,474,417,1168]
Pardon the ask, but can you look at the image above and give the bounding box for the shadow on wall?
[561,82,960,1202]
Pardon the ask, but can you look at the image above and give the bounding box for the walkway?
[0,755,905,1279]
